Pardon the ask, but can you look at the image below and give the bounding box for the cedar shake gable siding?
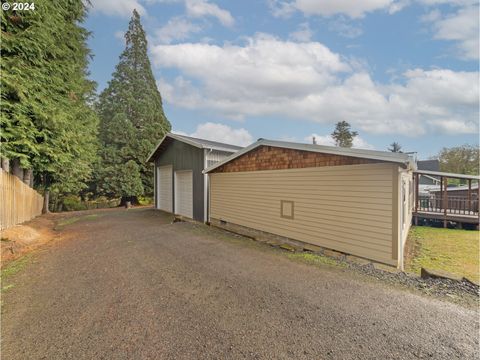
[211,145,381,173]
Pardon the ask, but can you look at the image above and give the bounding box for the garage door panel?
[175,170,193,218]
[157,165,172,212]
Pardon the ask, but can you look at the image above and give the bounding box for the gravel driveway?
[1,208,478,359]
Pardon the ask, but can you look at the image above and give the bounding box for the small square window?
[280,200,294,220]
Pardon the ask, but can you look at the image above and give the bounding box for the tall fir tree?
[388,142,402,153]
[1,0,99,212]
[97,10,171,203]
[331,121,358,148]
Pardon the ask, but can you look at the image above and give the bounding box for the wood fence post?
[468,179,471,214]
[443,176,448,228]
[414,173,419,226]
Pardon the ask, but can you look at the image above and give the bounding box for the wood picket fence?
[0,169,44,231]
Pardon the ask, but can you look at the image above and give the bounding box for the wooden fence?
[0,169,44,231]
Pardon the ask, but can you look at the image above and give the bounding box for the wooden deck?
[414,210,479,224]
[414,170,479,228]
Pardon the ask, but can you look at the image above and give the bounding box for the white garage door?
[157,165,172,212]
[175,170,193,218]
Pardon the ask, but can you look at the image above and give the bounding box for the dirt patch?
[403,229,417,268]
[1,215,58,267]
[1,206,152,268]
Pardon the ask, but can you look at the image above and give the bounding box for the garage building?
[205,139,416,268]
[147,133,241,222]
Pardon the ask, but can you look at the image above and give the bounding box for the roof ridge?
[204,138,415,173]
[172,133,242,149]
[146,132,242,162]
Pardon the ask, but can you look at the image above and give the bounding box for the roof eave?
[146,134,169,163]
[147,133,239,163]
[414,169,480,180]
[146,133,204,163]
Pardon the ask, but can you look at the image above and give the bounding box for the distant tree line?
[434,144,479,175]
[328,122,478,176]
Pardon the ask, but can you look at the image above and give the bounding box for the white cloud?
[430,119,476,133]
[152,33,350,97]
[269,0,402,18]
[305,134,375,149]
[328,17,363,38]
[171,129,188,136]
[289,23,313,42]
[176,122,253,146]
[268,0,296,17]
[352,137,376,150]
[91,0,234,28]
[89,0,145,17]
[417,0,475,5]
[185,0,234,27]
[155,17,202,44]
[152,35,479,137]
[425,4,479,60]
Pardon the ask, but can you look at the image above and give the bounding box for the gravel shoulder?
[1,208,478,359]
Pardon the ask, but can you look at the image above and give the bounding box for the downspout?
[204,148,213,223]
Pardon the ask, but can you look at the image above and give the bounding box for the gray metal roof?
[203,138,415,173]
[429,183,479,192]
[414,169,480,180]
[175,134,242,151]
[147,133,242,162]
[417,159,440,172]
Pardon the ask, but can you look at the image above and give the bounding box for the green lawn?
[405,226,479,283]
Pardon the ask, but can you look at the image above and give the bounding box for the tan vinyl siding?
[210,162,398,265]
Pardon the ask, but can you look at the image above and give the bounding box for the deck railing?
[417,195,479,215]
[414,171,480,227]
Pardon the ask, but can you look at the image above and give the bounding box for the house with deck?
[204,139,416,269]
[412,170,479,227]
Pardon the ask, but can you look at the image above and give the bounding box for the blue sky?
[85,0,479,159]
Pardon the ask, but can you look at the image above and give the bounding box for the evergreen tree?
[331,121,358,148]
[388,142,402,152]
[97,10,171,203]
[1,0,99,212]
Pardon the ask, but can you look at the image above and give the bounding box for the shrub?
[138,196,153,205]
[62,195,88,211]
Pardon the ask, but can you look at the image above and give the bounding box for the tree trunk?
[42,174,51,214]
[42,189,50,214]
[119,196,139,207]
[23,169,33,186]
[11,158,23,179]
[1,157,9,172]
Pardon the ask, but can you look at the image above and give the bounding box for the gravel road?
[1,208,478,359]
